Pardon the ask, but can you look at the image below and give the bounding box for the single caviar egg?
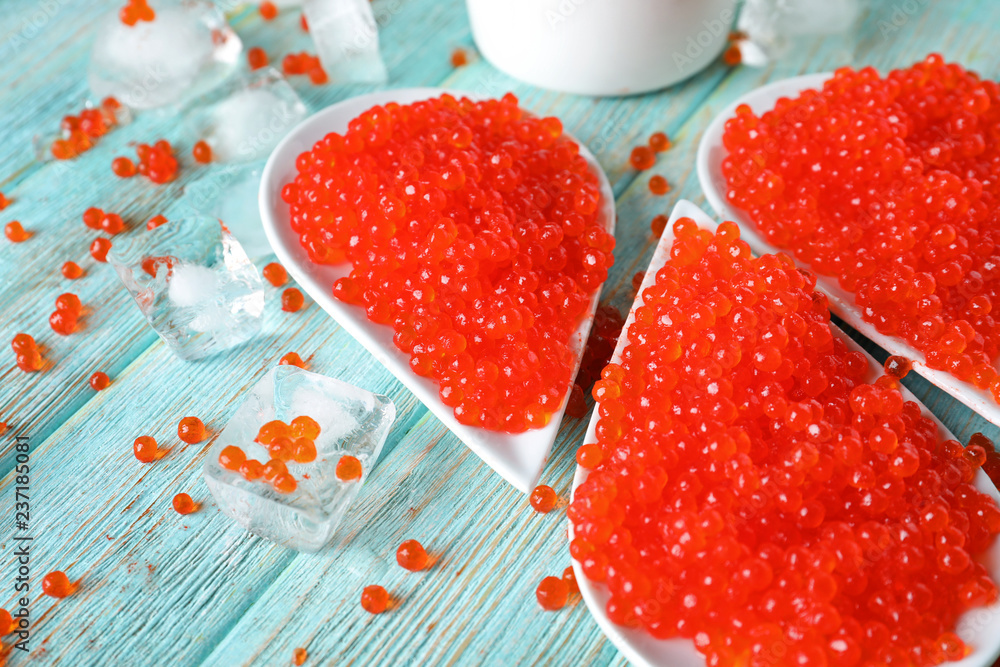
[529,485,558,513]
[257,420,290,445]
[535,576,568,610]
[133,435,159,463]
[90,237,112,262]
[42,571,75,598]
[11,333,36,354]
[82,207,104,229]
[89,371,110,391]
[56,292,82,314]
[396,539,429,572]
[5,221,29,242]
[336,455,362,481]
[259,0,277,19]
[262,458,288,482]
[290,415,320,440]
[262,262,288,286]
[218,445,246,471]
[172,493,198,515]
[629,146,655,170]
[360,585,388,614]
[293,648,307,666]
[146,215,168,230]
[0,608,11,635]
[177,416,207,444]
[192,140,212,164]
[112,156,137,178]
[268,436,295,461]
[240,458,264,481]
[272,472,298,494]
[562,566,579,594]
[649,132,671,152]
[450,48,468,67]
[650,214,668,237]
[281,287,305,312]
[49,310,78,335]
[62,261,84,280]
[247,46,269,70]
[648,174,670,195]
[279,352,306,368]
[291,437,317,463]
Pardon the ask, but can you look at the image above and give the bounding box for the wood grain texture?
[0,0,998,665]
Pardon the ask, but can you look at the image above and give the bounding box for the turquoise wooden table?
[1,1,999,664]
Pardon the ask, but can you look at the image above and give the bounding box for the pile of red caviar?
[11,333,42,373]
[282,52,327,85]
[49,97,125,160]
[569,218,1000,666]
[119,0,155,26]
[281,93,614,433]
[722,54,1000,402]
[113,140,179,184]
[218,416,323,494]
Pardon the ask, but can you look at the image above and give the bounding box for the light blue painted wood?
[0,0,998,665]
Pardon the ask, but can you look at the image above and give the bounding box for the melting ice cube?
[303,0,388,83]
[203,366,396,552]
[184,67,308,164]
[88,0,242,110]
[107,216,265,360]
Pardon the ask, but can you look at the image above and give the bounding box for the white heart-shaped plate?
[570,199,1000,667]
[695,72,1000,429]
[260,88,616,493]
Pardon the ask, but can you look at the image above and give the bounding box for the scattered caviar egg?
[396,539,429,572]
[55,292,82,314]
[89,371,110,391]
[567,218,1000,661]
[247,46,269,70]
[0,608,11,635]
[41,571,75,598]
[268,436,295,461]
[360,585,388,614]
[257,420,290,444]
[262,458,287,482]
[12,333,36,353]
[172,493,198,514]
[131,140,179,184]
[0,192,8,209]
[723,44,742,66]
[650,214,667,237]
[4,221,29,242]
[218,445,246,471]
[629,145,655,170]
[529,485,557,513]
[100,212,125,235]
[15,349,42,373]
[272,472,297,494]
[90,237,112,262]
[177,416,207,444]
[308,65,328,86]
[83,207,104,229]
[0,422,8,436]
[450,48,468,67]
[146,214,168,230]
[262,262,288,286]
[648,131,670,152]
[133,435,158,463]
[335,455,362,481]
[299,13,308,31]
[49,310,78,336]
[259,0,277,19]
[293,648,307,666]
[291,437,317,463]
[281,94,613,433]
[240,458,264,481]
[290,415,320,440]
[535,576,568,611]
[281,287,304,312]
[279,352,305,368]
[112,156,136,178]
[884,355,913,379]
[61,261,84,279]
[648,174,670,195]
[562,566,578,594]
[192,140,212,164]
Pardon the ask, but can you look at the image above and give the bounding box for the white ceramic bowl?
[569,199,1000,667]
[695,72,1000,430]
[466,0,736,96]
[259,88,616,493]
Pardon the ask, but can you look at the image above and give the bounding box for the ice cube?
[107,216,265,360]
[88,0,242,111]
[203,366,396,552]
[185,162,272,259]
[737,0,861,62]
[184,68,308,164]
[303,0,388,84]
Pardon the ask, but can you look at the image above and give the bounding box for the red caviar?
[293,648,308,666]
[291,438,316,463]
[62,261,84,279]
[262,458,287,482]
[273,472,298,494]
[262,262,288,286]
[12,334,41,373]
[0,192,9,209]
[89,371,110,390]
[562,566,578,594]
[112,156,136,178]
[0,608,11,635]
[568,218,1000,665]
[290,415,320,440]
[101,212,125,235]
[133,435,158,462]
[282,52,326,84]
[172,493,198,514]
[41,571,75,598]
[90,237,112,262]
[565,383,587,419]
[535,576,568,610]
[650,215,667,237]
[257,420,290,444]
[281,93,613,433]
[450,48,468,67]
[5,221,29,242]
[177,416,207,444]
[219,445,246,471]
[247,46,269,70]
[396,539,429,571]
[722,44,742,66]
[629,145,655,170]
[360,585,388,614]
[336,455,362,481]
[83,207,104,229]
[722,55,1000,402]
[49,97,125,159]
[279,352,306,368]
[529,485,557,513]
[120,0,155,25]
[49,310,77,335]
[648,132,671,152]
[129,140,179,184]
[192,140,212,164]
[648,175,670,196]
[281,287,304,312]
[259,1,277,20]
[240,458,264,481]
[146,214,168,231]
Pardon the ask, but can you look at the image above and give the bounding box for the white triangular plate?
[695,72,1000,429]
[570,199,1000,667]
[260,88,616,493]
